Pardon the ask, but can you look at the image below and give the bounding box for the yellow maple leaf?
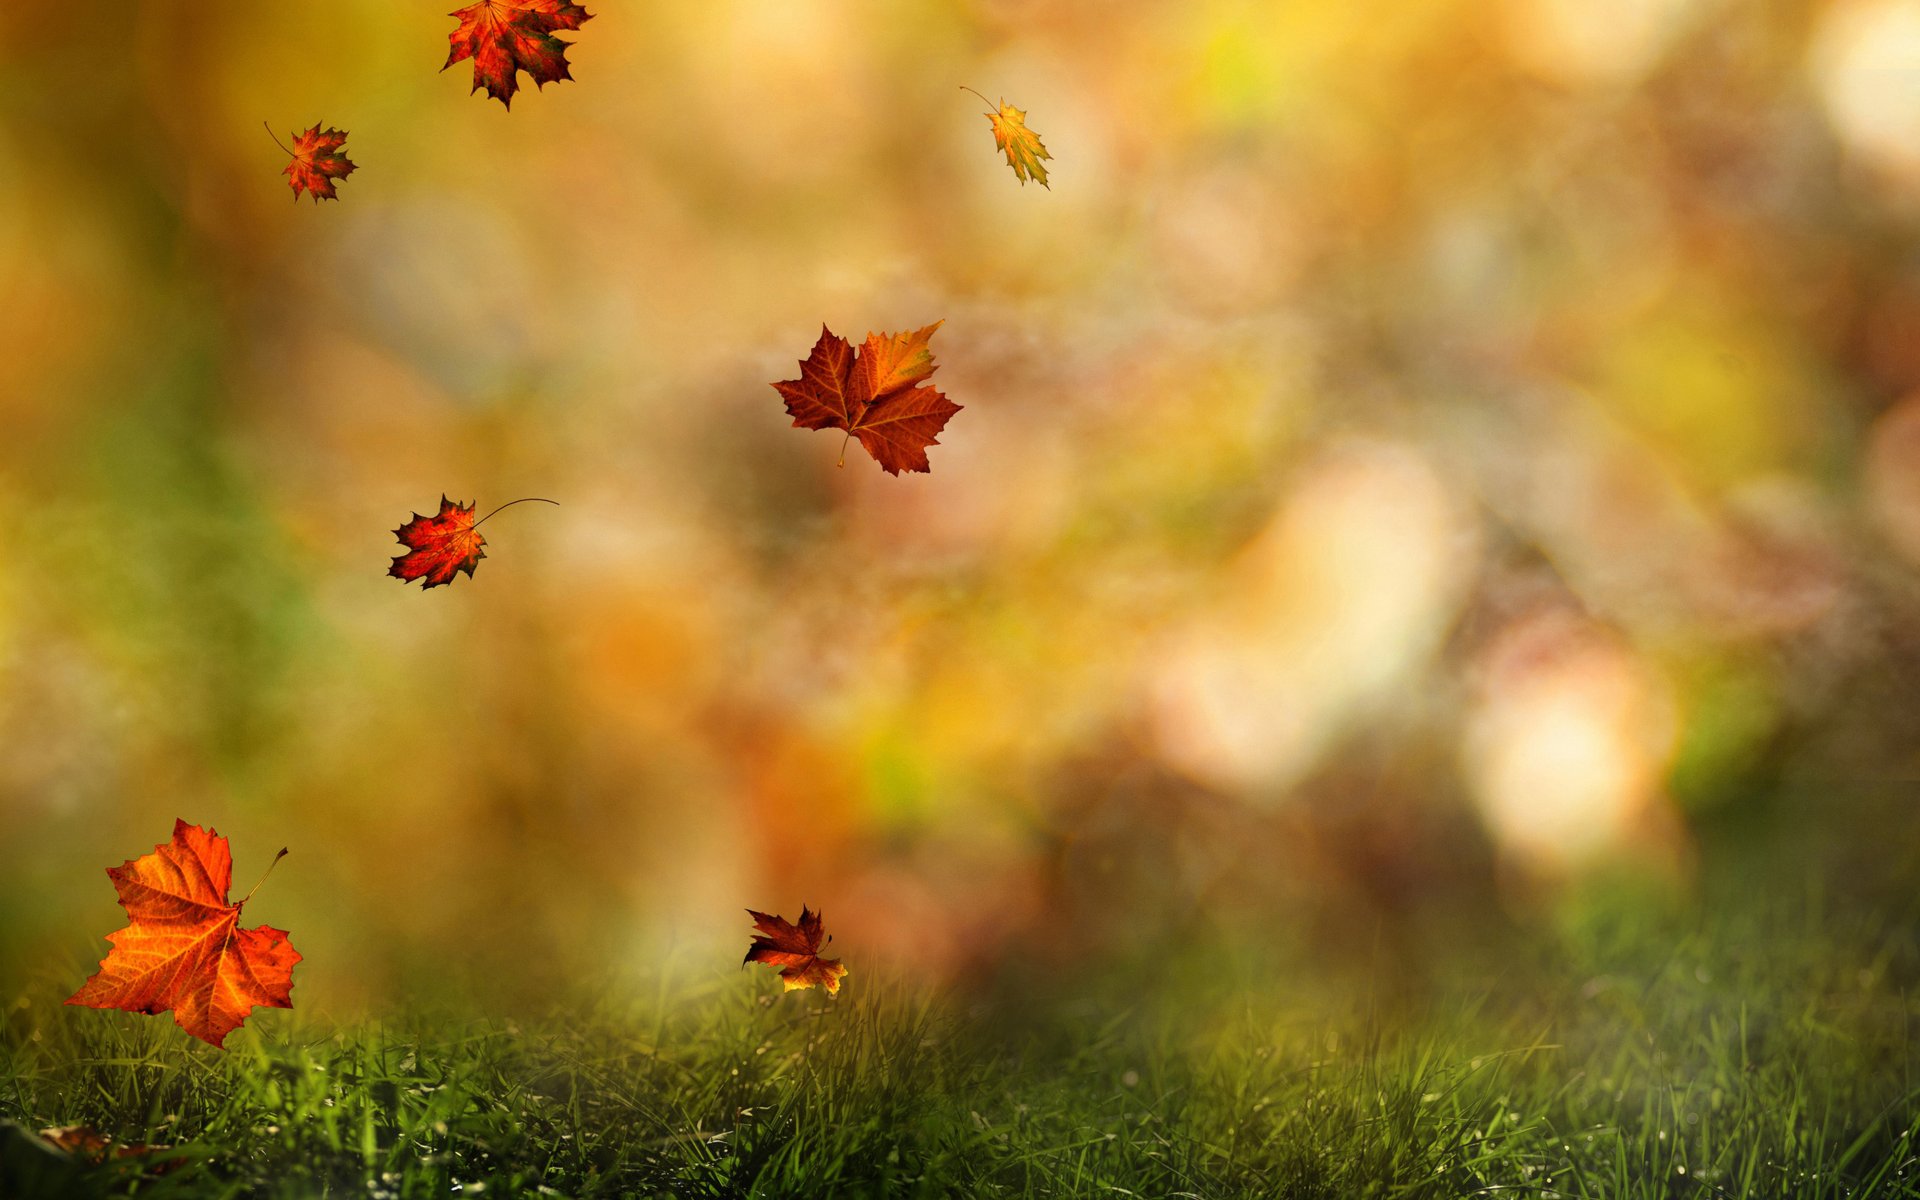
[964,87,1051,188]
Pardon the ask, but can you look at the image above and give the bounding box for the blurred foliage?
[2,0,1920,1020]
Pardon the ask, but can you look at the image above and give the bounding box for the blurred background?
[2,0,1920,1016]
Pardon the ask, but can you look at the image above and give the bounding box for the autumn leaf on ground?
[268,122,356,202]
[744,907,847,995]
[38,1126,179,1170]
[445,0,592,109]
[388,496,556,590]
[772,323,962,474]
[964,87,1051,188]
[37,1127,113,1159]
[66,820,300,1049]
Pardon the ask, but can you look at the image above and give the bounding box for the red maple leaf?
[270,122,356,202]
[744,907,848,995]
[389,496,485,589]
[444,0,593,110]
[772,322,963,474]
[389,496,557,589]
[66,820,300,1049]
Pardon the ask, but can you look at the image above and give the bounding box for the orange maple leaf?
[744,907,848,995]
[772,323,963,475]
[444,0,592,110]
[66,820,300,1049]
[388,496,556,590]
[269,122,356,202]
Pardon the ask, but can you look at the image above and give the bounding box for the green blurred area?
[1,0,1920,1024]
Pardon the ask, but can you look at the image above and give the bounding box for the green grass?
[2,913,1917,1199]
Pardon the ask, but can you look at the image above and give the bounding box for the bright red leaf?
[388,496,556,590]
[444,0,593,109]
[744,907,848,995]
[66,820,300,1049]
[772,322,963,474]
[273,123,356,202]
[389,496,485,589]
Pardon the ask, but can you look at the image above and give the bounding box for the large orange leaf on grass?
[445,0,592,109]
[744,907,848,995]
[773,323,963,474]
[67,821,299,1049]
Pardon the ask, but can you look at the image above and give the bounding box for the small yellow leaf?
[966,87,1052,188]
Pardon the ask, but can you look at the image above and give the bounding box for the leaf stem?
[837,433,851,468]
[959,85,996,110]
[240,849,288,906]
[263,121,294,157]
[473,497,559,528]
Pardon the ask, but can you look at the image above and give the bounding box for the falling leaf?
[445,0,592,110]
[271,123,356,202]
[772,323,963,475]
[66,820,300,1049]
[965,87,1051,188]
[388,496,556,590]
[744,907,848,995]
[389,497,485,589]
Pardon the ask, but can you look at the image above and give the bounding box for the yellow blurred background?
[3,0,1920,1011]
